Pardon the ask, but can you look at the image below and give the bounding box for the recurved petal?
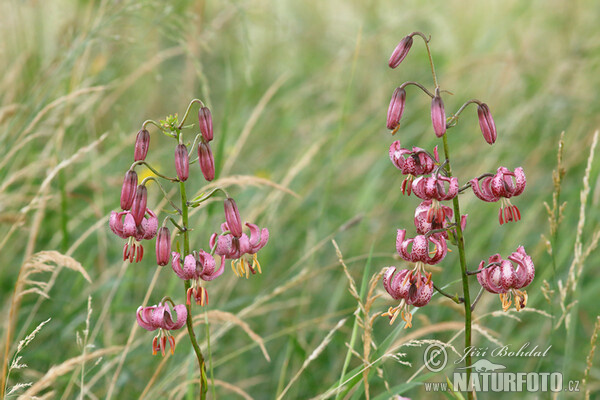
[123,212,137,237]
[171,252,187,280]
[246,223,269,253]
[170,305,188,330]
[141,209,158,240]
[382,267,397,298]
[411,280,433,307]
[499,260,517,291]
[508,246,535,288]
[392,269,411,299]
[513,167,526,196]
[471,176,499,202]
[136,306,158,331]
[183,254,200,280]
[427,235,448,265]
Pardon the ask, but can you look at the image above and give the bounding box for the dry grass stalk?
[198,174,300,199]
[192,310,271,362]
[1,251,90,396]
[583,316,600,399]
[332,240,382,400]
[168,378,254,400]
[19,347,121,398]
[4,318,51,398]
[221,74,289,175]
[277,317,347,400]
[555,130,600,330]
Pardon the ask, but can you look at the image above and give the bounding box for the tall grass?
[1,0,599,398]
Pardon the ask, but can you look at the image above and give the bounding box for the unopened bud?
[131,185,147,226]
[431,93,446,138]
[197,142,215,181]
[155,227,171,266]
[174,144,189,181]
[388,35,413,69]
[477,103,497,145]
[120,170,138,210]
[134,129,150,161]
[386,87,406,130]
[198,107,213,142]
[224,198,243,237]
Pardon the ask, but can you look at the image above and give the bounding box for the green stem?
[180,181,208,399]
[412,32,439,88]
[178,99,205,130]
[442,133,473,399]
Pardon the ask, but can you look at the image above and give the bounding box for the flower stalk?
[180,179,208,399]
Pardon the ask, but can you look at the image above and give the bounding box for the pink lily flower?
[470,167,526,225]
[382,267,433,327]
[414,200,467,238]
[396,229,447,265]
[477,246,535,311]
[171,250,224,306]
[412,175,458,202]
[109,208,158,262]
[210,222,269,279]
[136,302,187,356]
[389,141,439,195]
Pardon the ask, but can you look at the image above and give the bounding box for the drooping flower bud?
[120,170,138,210]
[477,103,497,145]
[174,144,189,182]
[224,198,243,238]
[155,227,171,266]
[134,129,150,161]
[131,185,148,226]
[386,87,406,130]
[198,107,213,142]
[197,141,215,181]
[430,93,446,137]
[388,35,413,69]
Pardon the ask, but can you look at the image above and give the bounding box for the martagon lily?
[476,246,535,312]
[470,166,526,225]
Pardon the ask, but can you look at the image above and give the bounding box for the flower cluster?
[108,101,269,356]
[381,33,535,328]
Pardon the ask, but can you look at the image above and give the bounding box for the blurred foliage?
[1,0,599,398]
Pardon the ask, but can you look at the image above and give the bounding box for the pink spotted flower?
[476,246,535,311]
[396,229,447,265]
[171,251,224,306]
[414,200,467,239]
[470,167,526,225]
[110,208,158,262]
[389,141,439,195]
[208,199,269,278]
[382,267,433,328]
[136,302,187,356]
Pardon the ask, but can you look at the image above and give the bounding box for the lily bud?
[134,129,150,161]
[155,227,171,266]
[388,35,413,69]
[197,141,215,181]
[477,103,497,145]
[430,93,446,137]
[224,198,243,238]
[131,185,148,226]
[120,170,138,210]
[198,107,213,142]
[174,144,189,181]
[386,87,406,130]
